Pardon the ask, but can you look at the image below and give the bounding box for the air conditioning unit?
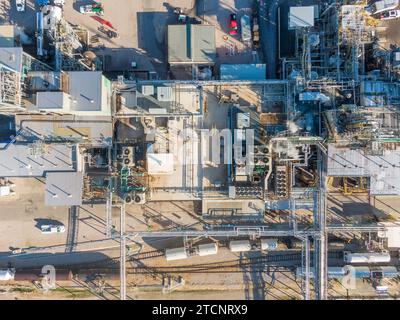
[121,146,134,166]
[133,191,146,205]
[123,157,131,166]
[124,193,133,204]
[122,146,133,156]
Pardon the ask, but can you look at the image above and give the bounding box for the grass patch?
[11,287,35,293]
[51,287,94,299]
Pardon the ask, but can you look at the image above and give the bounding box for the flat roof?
[0,47,23,72]
[289,6,315,28]
[0,143,75,177]
[15,114,113,146]
[168,24,216,64]
[0,25,16,47]
[45,171,83,206]
[65,71,111,116]
[36,91,70,110]
[220,64,266,80]
[327,145,400,195]
[147,153,174,174]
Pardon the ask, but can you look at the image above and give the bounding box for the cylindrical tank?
[197,243,218,256]
[165,247,188,261]
[297,267,346,280]
[343,251,391,264]
[353,266,371,278]
[376,266,399,278]
[229,240,251,252]
[14,270,73,281]
[260,239,278,251]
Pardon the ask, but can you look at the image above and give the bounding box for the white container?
[198,243,218,256]
[0,186,10,196]
[0,269,15,281]
[343,251,391,264]
[229,240,251,252]
[260,239,278,251]
[165,247,188,261]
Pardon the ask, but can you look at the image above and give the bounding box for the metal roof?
[220,64,266,80]
[0,143,75,177]
[289,6,315,29]
[0,47,23,73]
[36,91,69,110]
[168,24,216,64]
[14,114,113,146]
[0,25,16,47]
[327,145,400,195]
[45,171,83,206]
[66,71,111,115]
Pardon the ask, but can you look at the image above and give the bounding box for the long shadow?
[34,218,64,230]
[0,251,114,269]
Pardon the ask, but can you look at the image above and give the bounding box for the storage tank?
[197,243,218,256]
[260,239,278,251]
[14,269,73,281]
[379,266,399,278]
[165,247,188,261]
[0,269,15,281]
[229,240,251,252]
[296,267,346,279]
[353,266,371,279]
[343,251,391,264]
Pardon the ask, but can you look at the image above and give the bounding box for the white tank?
[229,240,251,252]
[260,239,278,251]
[0,269,15,281]
[198,243,218,256]
[165,247,188,261]
[343,251,391,264]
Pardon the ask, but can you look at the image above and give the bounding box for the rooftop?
[168,24,216,65]
[35,71,112,116]
[45,171,83,206]
[0,143,76,177]
[289,6,315,29]
[327,145,400,195]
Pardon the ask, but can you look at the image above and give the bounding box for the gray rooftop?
[0,143,75,177]
[0,47,23,72]
[168,24,216,64]
[45,171,83,206]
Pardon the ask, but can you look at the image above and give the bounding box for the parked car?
[379,10,400,20]
[15,0,25,12]
[80,2,104,15]
[41,225,66,234]
[229,13,238,35]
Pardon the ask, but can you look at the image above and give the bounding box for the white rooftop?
[327,145,400,195]
[289,6,315,29]
[147,153,174,174]
[35,71,111,116]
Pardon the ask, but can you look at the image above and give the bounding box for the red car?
[229,13,238,35]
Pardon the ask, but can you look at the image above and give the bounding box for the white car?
[41,225,66,234]
[380,10,400,20]
[15,0,25,12]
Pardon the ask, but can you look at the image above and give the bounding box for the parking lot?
[197,0,261,66]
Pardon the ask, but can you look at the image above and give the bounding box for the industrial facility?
[0,0,400,301]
